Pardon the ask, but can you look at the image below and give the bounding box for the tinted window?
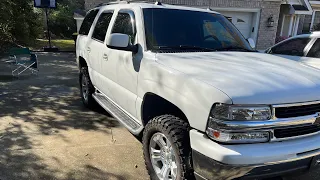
[307,39,320,58]
[112,12,135,43]
[271,38,310,56]
[92,12,113,42]
[79,9,99,35]
[143,8,252,52]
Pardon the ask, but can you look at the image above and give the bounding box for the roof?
[96,1,220,14]
[74,9,86,17]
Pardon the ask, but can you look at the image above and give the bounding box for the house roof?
[73,9,86,19]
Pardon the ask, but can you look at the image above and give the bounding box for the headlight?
[212,104,272,121]
[206,104,272,144]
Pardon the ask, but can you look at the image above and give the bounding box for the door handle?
[87,47,91,53]
[103,53,108,60]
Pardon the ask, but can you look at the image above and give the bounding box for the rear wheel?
[79,67,96,108]
[143,115,194,180]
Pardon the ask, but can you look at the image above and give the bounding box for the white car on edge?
[266,32,320,68]
[76,1,320,180]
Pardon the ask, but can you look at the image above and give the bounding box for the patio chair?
[6,48,39,77]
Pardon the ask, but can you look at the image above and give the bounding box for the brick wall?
[85,0,281,49]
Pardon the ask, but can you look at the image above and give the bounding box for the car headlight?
[206,104,272,144]
[212,104,272,121]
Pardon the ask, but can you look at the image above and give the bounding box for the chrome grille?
[274,124,320,139]
[275,103,320,118]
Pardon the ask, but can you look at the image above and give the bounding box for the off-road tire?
[142,115,194,180]
[79,67,96,108]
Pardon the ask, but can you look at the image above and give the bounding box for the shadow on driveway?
[0,53,146,180]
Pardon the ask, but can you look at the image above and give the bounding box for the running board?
[92,92,143,135]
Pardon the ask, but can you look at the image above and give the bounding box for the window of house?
[271,38,310,56]
[92,12,113,42]
[112,11,136,43]
[79,9,99,35]
[307,39,320,58]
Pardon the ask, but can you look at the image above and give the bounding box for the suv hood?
[156,52,320,104]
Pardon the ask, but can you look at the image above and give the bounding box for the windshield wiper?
[154,45,215,52]
[215,46,257,52]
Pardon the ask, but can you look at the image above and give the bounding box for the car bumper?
[192,150,319,180]
[190,130,320,179]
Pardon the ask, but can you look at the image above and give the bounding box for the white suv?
[76,2,320,180]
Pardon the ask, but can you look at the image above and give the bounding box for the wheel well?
[141,93,188,126]
[79,56,87,69]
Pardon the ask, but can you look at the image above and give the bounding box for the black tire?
[79,67,96,108]
[143,115,194,180]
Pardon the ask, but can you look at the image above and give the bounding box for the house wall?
[84,0,282,49]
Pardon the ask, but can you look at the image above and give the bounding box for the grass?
[29,39,75,51]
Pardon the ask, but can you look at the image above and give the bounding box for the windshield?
[143,8,252,52]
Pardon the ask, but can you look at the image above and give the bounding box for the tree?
[0,0,43,51]
[48,0,84,38]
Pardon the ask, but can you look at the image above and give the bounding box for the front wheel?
[143,115,194,180]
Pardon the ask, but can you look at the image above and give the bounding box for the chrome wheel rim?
[81,74,89,101]
[149,132,178,180]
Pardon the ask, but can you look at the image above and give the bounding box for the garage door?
[218,11,254,39]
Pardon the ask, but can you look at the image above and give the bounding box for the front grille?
[275,103,320,118]
[274,124,320,139]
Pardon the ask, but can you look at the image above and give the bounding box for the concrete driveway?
[0,53,148,180]
[0,53,319,180]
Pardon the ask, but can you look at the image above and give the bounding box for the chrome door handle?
[103,53,108,60]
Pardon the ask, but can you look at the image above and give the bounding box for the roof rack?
[96,1,128,7]
[96,1,163,7]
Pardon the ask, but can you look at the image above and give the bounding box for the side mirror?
[107,33,138,53]
[247,38,256,49]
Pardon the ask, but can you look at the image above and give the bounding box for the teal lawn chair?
[6,48,39,77]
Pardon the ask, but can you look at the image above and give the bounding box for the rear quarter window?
[79,9,99,36]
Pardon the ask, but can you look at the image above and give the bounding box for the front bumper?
[193,150,317,180]
[190,129,320,179]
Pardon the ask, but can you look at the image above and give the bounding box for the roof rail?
[95,0,162,8]
[96,0,129,8]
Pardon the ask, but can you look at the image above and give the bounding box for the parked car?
[266,32,320,68]
[76,2,320,180]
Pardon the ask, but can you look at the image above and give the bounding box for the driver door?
[102,9,140,119]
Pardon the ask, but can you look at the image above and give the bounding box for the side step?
[92,92,143,135]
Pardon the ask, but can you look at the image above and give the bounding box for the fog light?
[207,128,270,144]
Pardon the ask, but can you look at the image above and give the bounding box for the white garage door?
[218,11,254,39]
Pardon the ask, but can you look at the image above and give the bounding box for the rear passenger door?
[76,9,99,82]
[87,11,114,95]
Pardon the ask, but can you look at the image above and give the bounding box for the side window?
[92,12,113,42]
[112,11,136,43]
[307,39,320,58]
[271,38,310,56]
[79,9,99,35]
